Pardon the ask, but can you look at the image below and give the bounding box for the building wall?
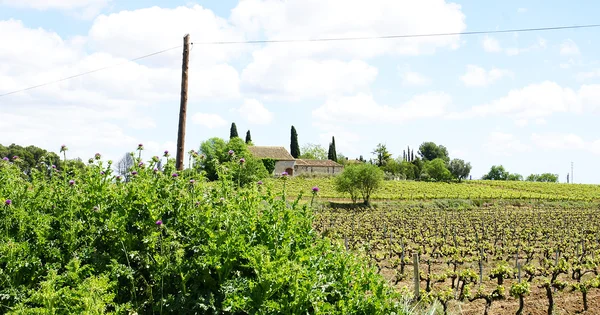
[274,160,296,175]
[294,165,343,176]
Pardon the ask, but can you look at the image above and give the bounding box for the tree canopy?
[482,165,509,181]
[300,143,327,160]
[448,159,472,182]
[230,123,239,139]
[290,126,300,158]
[418,142,449,162]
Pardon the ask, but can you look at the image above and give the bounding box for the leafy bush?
[334,164,384,205]
[0,149,407,314]
[261,158,276,175]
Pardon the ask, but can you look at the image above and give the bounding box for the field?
[267,177,600,201]
[269,177,600,314]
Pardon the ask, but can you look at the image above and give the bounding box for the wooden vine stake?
[413,253,420,300]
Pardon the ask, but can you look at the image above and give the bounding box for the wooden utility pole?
[176,34,190,171]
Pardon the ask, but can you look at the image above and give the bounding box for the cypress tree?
[328,136,337,161]
[230,123,239,139]
[290,126,300,158]
[245,130,252,144]
[403,150,406,162]
[410,150,414,162]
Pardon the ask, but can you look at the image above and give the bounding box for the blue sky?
[1,0,600,183]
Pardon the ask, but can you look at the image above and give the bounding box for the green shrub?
[0,150,407,314]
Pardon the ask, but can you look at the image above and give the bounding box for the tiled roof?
[295,159,343,167]
[248,146,295,160]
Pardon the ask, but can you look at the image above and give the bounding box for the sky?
[1,1,600,183]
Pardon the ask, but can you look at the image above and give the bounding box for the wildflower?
[93,206,99,212]
[163,150,170,157]
[200,154,205,159]
[12,156,18,160]
[100,171,105,175]
[69,180,75,186]
[228,150,234,156]
[51,165,56,169]
[153,168,159,173]
[195,201,200,206]
[95,153,101,160]
[156,220,163,226]
[152,156,160,163]
[239,158,245,164]
[137,143,144,150]
[281,171,288,176]
[2,157,8,161]
[189,179,196,184]
[131,171,138,176]
[172,173,179,178]
[192,151,199,157]
[257,181,263,185]
[116,175,122,181]
[219,197,225,202]
[138,162,145,168]
[312,186,320,193]
[88,158,94,164]
[5,199,11,206]
[60,144,68,152]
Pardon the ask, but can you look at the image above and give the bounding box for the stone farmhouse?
[248,146,343,176]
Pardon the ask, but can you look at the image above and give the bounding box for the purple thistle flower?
[172,173,178,178]
[69,180,75,186]
[137,143,144,150]
[131,171,138,176]
[281,171,288,176]
[138,162,145,168]
[312,186,320,193]
[189,179,195,184]
[60,144,68,152]
[163,150,170,157]
[5,199,11,206]
[195,201,200,206]
[100,171,105,175]
[200,154,205,159]
[116,175,122,181]
[152,156,160,163]
[155,220,163,226]
[219,197,225,202]
[95,153,101,160]
[12,156,18,160]
[239,158,245,164]
[2,157,8,161]
[228,150,234,156]
[257,180,263,185]
[51,165,56,169]
[88,158,94,164]
[153,168,159,173]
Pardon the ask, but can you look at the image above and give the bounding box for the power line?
[193,23,600,45]
[1,23,600,98]
[0,45,182,98]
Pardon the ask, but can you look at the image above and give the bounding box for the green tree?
[198,137,227,181]
[300,143,327,160]
[0,143,61,177]
[245,130,252,144]
[418,142,449,162]
[290,126,300,158]
[261,158,276,174]
[482,165,509,181]
[526,173,559,182]
[230,122,239,139]
[422,158,452,182]
[328,136,337,161]
[449,158,472,182]
[399,161,418,180]
[507,173,523,181]
[372,143,392,167]
[334,163,384,205]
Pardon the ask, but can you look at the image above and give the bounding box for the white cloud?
[515,119,528,127]
[517,8,528,13]
[236,99,274,125]
[560,39,580,56]
[312,92,452,124]
[191,113,228,129]
[234,0,465,100]
[0,0,109,18]
[400,71,431,86]
[241,58,377,100]
[465,81,600,120]
[314,122,362,157]
[506,38,547,56]
[460,65,513,87]
[531,133,600,156]
[576,69,600,81]
[484,132,530,156]
[482,36,501,53]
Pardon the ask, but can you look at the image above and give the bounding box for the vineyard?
[268,177,600,202]
[314,200,600,314]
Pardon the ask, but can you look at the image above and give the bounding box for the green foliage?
[372,143,392,167]
[261,158,276,174]
[418,142,449,162]
[198,137,266,184]
[448,159,471,182]
[245,130,252,144]
[507,173,523,181]
[482,165,509,181]
[526,173,559,182]
[299,143,327,160]
[422,158,452,182]
[0,150,407,314]
[0,143,62,177]
[290,126,300,158]
[334,164,384,205]
[230,122,239,139]
[199,137,227,181]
